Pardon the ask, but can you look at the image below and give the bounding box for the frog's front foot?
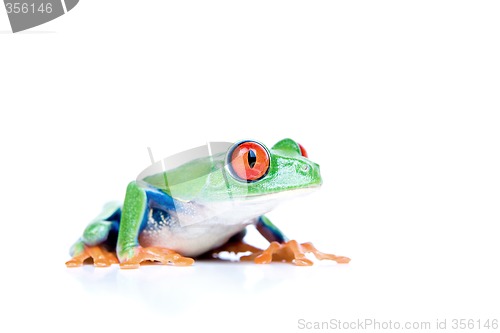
[119,247,195,269]
[242,240,350,266]
[66,245,119,267]
[210,240,263,259]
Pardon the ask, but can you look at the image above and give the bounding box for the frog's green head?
[143,139,322,203]
[220,138,322,199]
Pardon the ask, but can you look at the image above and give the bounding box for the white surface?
[1,1,499,332]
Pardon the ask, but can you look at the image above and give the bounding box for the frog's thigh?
[66,220,118,267]
[82,220,114,246]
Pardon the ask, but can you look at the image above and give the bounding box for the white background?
[1,1,499,332]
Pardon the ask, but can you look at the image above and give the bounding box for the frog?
[66,139,350,269]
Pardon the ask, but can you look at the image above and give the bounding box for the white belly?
[137,189,314,257]
[138,218,251,257]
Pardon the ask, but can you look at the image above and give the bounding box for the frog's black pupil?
[248,149,257,168]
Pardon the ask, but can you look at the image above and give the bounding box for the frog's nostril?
[301,164,310,172]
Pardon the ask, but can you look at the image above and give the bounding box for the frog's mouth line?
[237,185,321,202]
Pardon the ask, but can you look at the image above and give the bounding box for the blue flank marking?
[106,208,122,232]
[151,209,167,224]
[98,186,182,247]
[99,207,121,249]
[138,186,183,233]
[145,187,178,212]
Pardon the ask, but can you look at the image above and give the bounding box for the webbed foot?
[210,240,263,258]
[241,240,350,266]
[65,245,119,267]
[119,247,195,269]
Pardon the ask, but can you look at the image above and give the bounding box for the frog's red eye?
[228,141,270,182]
[298,143,308,158]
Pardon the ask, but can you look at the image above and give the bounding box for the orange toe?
[253,240,350,266]
[65,246,118,268]
[300,242,351,264]
[119,247,194,269]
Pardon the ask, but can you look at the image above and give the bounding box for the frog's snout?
[312,163,323,187]
[301,160,322,187]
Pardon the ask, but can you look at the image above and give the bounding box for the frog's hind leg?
[66,202,121,267]
[66,244,118,267]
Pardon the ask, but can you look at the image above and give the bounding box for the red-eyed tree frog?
[66,139,350,269]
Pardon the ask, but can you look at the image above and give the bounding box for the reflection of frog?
[66,139,350,269]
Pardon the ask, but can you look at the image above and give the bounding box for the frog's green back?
[142,154,222,201]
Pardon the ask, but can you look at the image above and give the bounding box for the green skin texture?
[74,139,322,263]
